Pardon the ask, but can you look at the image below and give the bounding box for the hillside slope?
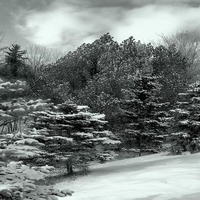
[56,153,200,200]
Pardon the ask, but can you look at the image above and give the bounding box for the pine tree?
[169,81,200,154]
[5,44,27,77]
[152,44,188,104]
[118,72,169,156]
[29,102,121,174]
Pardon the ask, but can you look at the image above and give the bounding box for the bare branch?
[0,30,8,63]
[25,44,64,73]
[160,30,200,67]
[159,30,200,81]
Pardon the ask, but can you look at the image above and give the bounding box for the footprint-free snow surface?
[55,153,200,200]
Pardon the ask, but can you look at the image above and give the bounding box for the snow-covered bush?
[0,78,28,100]
[0,140,74,200]
[0,78,74,199]
[0,96,54,137]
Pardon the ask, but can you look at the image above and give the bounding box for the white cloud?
[111,5,181,43]
[16,3,122,50]
[15,1,200,51]
[112,5,200,43]
[16,6,80,46]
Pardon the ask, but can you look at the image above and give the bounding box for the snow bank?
[56,153,200,200]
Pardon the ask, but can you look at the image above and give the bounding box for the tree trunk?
[66,159,73,175]
[138,134,142,157]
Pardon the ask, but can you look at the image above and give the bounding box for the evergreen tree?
[5,44,27,77]
[117,72,169,156]
[29,103,121,174]
[151,44,188,104]
[43,33,114,98]
[169,81,200,154]
[75,36,154,130]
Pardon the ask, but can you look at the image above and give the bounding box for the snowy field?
[55,153,200,200]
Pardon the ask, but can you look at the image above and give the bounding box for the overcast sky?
[1,0,200,52]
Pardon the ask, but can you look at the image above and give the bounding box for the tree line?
[1,30,200,155]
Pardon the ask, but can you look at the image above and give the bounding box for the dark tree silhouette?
[5,44,27,77]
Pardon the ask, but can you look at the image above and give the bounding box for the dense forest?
[1,30,200,199]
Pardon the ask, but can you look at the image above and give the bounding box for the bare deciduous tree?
[160,30,200,81]
[0,30,8,63]
[25,44,64,73]
[24,44,65,97]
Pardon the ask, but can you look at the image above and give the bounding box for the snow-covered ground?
[56,153,200,200]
